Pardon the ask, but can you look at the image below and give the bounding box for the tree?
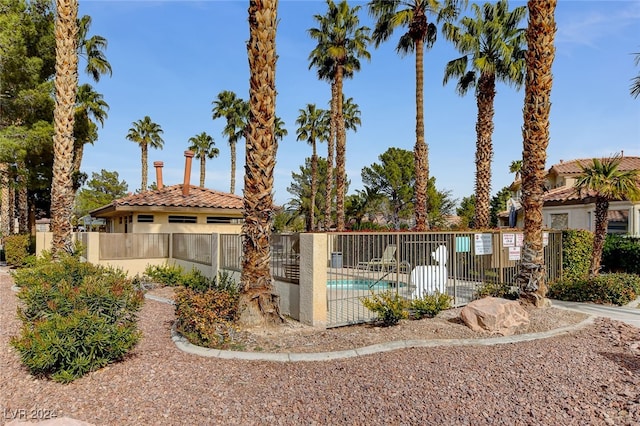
[188,132,219,188]
[457,194,475,228]
[345,187,384,228]
[516,0,557,306]
[50,0,79,255]
[212,90,248,194]
[295,104,329,231]
[77,15,112,83]
[240,0,282,326]
[490,186,511,227]
[126,116,164,192]
[73,83,108,189]
[274,116,288,142]
[308,0,370,231]
[443,0,526,228]
[362,147,415,229]
[509,159,522,180]
[631,50,640,99]
[74,169,128,219]
[368,0,464,231]
[574,155,640,277]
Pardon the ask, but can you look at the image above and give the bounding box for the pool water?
[327,279,395,290]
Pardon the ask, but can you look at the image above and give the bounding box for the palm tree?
[296,104,329,231]
[78,15,112,82]
[631,50,640,99]
[309,0,370,231]
[443,0,526,229]
[516,0,557,306]
[241,0,282,326]
[73,83,109,187]
[368,0,465,231]
[126,116,164,191]
[188,132,219,188]
[509,159,523,180]
[212,90,248,194]
[50,0,79,255]
[575,155,640,277]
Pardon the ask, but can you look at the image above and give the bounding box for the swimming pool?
[327,278,396,290]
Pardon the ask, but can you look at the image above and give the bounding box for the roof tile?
[550,156,640,176]
[113,185,243,210]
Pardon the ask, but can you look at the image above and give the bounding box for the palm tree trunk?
[240,0,282,327]
[230,142,236,194]
[413,37,429,231]
[335,66,346,231]
[200,156,206,187]
[473,72,496,229]
[51,0,78,255]
[590,197,609,277]
[310,144,317,231]
[324,81,337,231]
[517,0,556,306]
[140,144,148,191]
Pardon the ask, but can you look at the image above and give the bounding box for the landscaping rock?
[460,297,530,335]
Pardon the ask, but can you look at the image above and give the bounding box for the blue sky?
[79,0,640,208]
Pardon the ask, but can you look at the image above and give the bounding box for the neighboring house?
[89,154,244,234]
[499,155,640,236]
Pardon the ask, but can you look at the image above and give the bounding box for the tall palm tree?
[241,0,282,326]
[516,0,557,306]
[509,159,523,180]
[342,95,362,133]
[188,132,219,188]
[78,15,112,82]
[368,0,465,231]
[73,83,109,185]
[296,104,329,231]
[443,0,526,229]
[631,51,640,99]
[212,90,248,194]
[309,0,370,231]
[575,155,640,277]
[126,116,164,191]
[50,0,79,255]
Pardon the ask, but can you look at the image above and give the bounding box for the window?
[550,213,568,230]
[607,210,628,234]
[168,215,197,223]
[206,216,242,224]
[137,214,154,223]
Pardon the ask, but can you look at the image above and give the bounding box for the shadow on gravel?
[599,351,640,374]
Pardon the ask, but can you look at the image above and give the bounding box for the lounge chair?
[357,244,397,272]
[410,245,448,298]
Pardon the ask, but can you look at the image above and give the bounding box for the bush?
[602,235,640,274]
[174,286,240,349]
[3,234,31,267]
[143,263,184,286]
[10,254,143,383]
[409,292,452,319]
[361,290,408,326]
[474,281,519,300]
[548,273,640,306]
[562,230,593,281]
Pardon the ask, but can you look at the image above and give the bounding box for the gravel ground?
[2,273,640,425]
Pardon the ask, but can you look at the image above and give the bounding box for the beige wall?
[543,201,640,236]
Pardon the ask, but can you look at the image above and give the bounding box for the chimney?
[182,150,194,196]
[153,161,164,190]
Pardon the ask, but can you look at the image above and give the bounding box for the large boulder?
[460,297,530,336]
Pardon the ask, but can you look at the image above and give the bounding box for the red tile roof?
[549,156,640,176]
[91,184,243,216]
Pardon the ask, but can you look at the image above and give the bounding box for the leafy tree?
[188,132,219,188]
[443,0,526,228]
[74,169,128,219]
[490,186,511,227]
[362,147,415,229]
[426,178,456,228]
[345,187,384,229]
[126,116,164,192]
[295,104,329,231]
[631,50,640,99]
[574,154,640,277]
[308,0,370,231]
[212,90,248,194]
[368,0,465,231]
[457,194,475,228]
[50,0,79,255]
[517,0,557,306]
[240,0,281,326]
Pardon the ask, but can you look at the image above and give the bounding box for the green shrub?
[174,286,240,348]
[409,292,452,319]
[548,273,640,306]
[3,234,31,267]
[10,254,143,383]
[562,230,593,281]
[602,235,640,274]
[143,263,184,286]
[474,281,519,300]
[181,268,215,292]
[361,290,408,326]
